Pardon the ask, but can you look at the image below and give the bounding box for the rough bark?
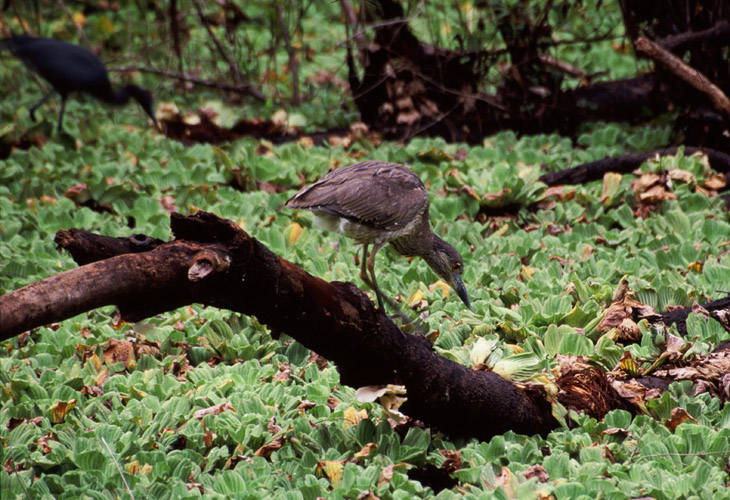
[0,211,556,441]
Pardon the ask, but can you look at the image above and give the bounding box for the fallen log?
[0,211,557,440]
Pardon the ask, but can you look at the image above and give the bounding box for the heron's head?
[123,84,160,131]
[424,237,471,309]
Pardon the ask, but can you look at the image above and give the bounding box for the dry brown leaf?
[378,464,395,487]
[103,338,134,368]
[203,430,214,449]
[135,338,161,357]
[267,417,283,435]
[521,464,549,482]
[483,187,511,201]
[618,317,641,342]
[639,184,676,202]
[355,443,378,459]
[667,168,695,184]
[664,407,699,432]
[307,351,329,370]
[38,434,54,454]
[609,378,653,405]
[703,173,727,190]
[357,488,381,500]
[596,302,629,332]
[192,401,235,419]
[537,185,565,201]
[273,363,291,383]
[160,195,177,214]
[297,400,316,413]
[440,449,462,472]
[631,172,662,192]
[81,385,104,397]
[461,184,481,201]
[255,435,286,457]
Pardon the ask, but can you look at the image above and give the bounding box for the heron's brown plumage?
[286,161,470,309]
[286,161,428,233]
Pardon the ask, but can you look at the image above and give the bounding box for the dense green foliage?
[2,1,730,499]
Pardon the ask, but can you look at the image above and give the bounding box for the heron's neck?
[112,85,137,105]
[390,217,436,257]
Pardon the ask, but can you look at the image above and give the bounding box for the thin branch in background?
[55,0,91,50]
[339,0,367,51]
[191,0,244,85]
[169,0,184,73]
[109,65,267,101]
[274,0,301,106]
[101,436,135,500]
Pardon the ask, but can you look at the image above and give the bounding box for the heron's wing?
[8,37,110,93]
[286,161,428,231]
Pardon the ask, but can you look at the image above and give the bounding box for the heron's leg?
[56,96,67,133]
[28,92,55,122]
[358,243,386,310]
[359,244,370,286]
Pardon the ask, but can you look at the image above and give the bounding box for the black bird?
[286,161,471,310]
[0,35,159,132]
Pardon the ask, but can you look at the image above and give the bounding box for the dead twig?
[635,36,730,116]
[55,0,92,50]
[191,0,244,85]
[274,1,301,106]
[108,65,266,101]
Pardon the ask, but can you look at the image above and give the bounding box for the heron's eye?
[452,263,462,272]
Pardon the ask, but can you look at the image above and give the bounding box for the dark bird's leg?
[28,92,55,122]
[56,96,67,132]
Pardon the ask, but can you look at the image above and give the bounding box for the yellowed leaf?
[50,399,77,424]
[288,222,302,245]
[323,460,343,486]
[126,460,140,475]
[72,11,86,28]
[343,406,368,428]
[408,289,424,307]
[599,172,622,205]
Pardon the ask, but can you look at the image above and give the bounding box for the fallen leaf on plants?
[50,399,76,424]
[193,401,234,419]
[255,435,286,457]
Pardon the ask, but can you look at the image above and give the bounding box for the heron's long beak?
[452,273,471,309]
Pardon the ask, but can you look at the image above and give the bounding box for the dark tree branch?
[660,20,730,52]
[539,147,730,186]
[0,212,556,441]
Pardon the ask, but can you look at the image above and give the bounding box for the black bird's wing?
[5,36,111,96]
[286,161,428,231]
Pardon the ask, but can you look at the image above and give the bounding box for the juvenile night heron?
[286,161,471,310]
[0,35,159,132]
